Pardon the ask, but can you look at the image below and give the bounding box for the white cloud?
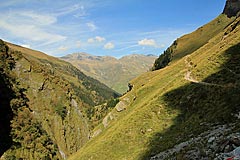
[95,36,105,42]
[58,46,68,51]
[138,38,157,47]
[115,44,138,52]
[57,4,84,16]
[19,11,57,25]
[87,36,105,43]
[0,21,66,44]
[73,5,87,18]
[0,1,120,57]
[0,10,66,45]
[104,42,114,49]
[87,38,95,43]
[86,22,97,31]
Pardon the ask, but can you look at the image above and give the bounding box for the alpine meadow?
[1,0,240,160]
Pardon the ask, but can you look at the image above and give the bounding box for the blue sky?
[0,0,226,57]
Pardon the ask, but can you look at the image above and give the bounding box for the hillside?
[69,3,240,160]
[152,12,235,70]
[0,40,118,159]
[61,53,157,94]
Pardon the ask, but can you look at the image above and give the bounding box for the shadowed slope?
[0,42,14,156]
[143,43,240,159]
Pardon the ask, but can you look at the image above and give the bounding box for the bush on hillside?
[152,48,172,70]
[106,98,119,108]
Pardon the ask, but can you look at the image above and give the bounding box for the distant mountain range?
[61,53,157,94]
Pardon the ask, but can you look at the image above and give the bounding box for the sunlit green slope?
[152,14,235,70]
[69,14,240,160]
[0,41,118,159]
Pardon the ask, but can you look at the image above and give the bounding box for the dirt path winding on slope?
[184,56,224,87]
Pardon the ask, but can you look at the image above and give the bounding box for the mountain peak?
[223,0,240,17]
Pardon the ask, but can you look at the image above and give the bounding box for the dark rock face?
[0,41,13,157]
[223,0,240,17]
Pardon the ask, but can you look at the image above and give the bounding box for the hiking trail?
[184,56,224,87]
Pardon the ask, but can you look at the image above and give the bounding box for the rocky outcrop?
[115,101,127,112]
[223,0,240,17]
[115,97,130,112]
[151,124,240,160]
[102,112,114,127]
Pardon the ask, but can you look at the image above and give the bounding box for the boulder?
[115,101,127,112]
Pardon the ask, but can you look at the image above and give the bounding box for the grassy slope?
[7,43,119,104]
[69,15,240,160]
[171,14,234,61]
[1,42,118,159]
[152,14,235,71]
[61,54,156,94]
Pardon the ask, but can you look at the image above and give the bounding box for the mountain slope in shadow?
[143,43,240,159]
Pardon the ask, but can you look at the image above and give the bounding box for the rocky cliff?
[223,0,240,17]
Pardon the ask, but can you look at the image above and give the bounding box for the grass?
[69,16,240,160]
[171,14,235,61]
[153,14,235,70]
[69,56,185,160]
